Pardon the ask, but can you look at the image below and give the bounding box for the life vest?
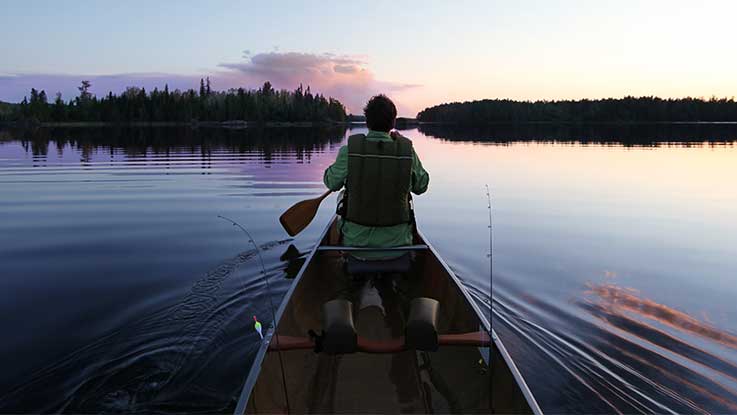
[344,133,413,227]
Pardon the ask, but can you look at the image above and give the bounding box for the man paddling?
[323,95,429,253]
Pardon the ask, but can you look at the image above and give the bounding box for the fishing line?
[217,215,291,413]
[486,184,493,334]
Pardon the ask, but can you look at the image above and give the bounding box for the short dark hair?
[363,94,397,132]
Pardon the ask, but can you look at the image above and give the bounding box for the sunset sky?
[2,0,737,116]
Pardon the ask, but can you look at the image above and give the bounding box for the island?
[417,97,737,124]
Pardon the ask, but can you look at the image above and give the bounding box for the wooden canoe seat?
[321,299,358,354]
[406,297,440,351]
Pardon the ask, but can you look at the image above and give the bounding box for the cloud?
[333,64,359,74]
[214,51,421,114]
[0,51,423,115]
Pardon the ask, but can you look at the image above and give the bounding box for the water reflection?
[0,126,350,414]
[1,125,736,413]
[494,284,737,414]
[585,283,737,351]
[1,125,347,160]
[0,240,296,413]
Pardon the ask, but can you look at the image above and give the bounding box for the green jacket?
[323,130,430,252]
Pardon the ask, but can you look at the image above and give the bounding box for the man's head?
[363,94,397,132]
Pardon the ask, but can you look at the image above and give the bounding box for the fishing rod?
[486,184,493,335]
[217,215,291,413]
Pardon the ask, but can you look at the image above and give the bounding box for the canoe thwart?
[316,244,429,252]
[267,331,491,353]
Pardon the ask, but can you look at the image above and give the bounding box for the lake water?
[1,124,736,413]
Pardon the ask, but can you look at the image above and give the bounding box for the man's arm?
[411,148,429,195]
[323,146,348,191]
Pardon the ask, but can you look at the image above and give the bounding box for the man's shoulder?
[347,133,366,141]
[395,134,413,146]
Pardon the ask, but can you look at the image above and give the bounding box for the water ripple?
[0,239,298,414]
[492,280,737,414]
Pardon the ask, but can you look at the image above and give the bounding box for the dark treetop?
[416,96,737,124]
[0,101,16,120]
[3,79,347,124]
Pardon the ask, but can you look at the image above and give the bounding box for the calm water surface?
[1,125,736,413]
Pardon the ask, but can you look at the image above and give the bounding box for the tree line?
[416,96,737,123]
[4,79,347,123]
[417,123,737,145]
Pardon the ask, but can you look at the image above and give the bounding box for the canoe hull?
[235,217,539,414]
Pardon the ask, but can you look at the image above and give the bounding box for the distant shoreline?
[412,120,737,126]
[3,120,737,129]
[0,120,361,129]
[417,97,737,125]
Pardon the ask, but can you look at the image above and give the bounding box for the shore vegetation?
[3,79,346,124]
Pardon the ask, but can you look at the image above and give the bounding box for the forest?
[416,96,737,123]
[1,79,347,124]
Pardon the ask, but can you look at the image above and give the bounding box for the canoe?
[234,216,541,414]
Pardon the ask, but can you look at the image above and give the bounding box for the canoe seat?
[320,299,357,354]
[405,297,440,351]
[344,252,413,274]
[314,297,439,354]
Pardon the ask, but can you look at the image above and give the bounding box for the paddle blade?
[279,199,318,236]
[279,191,331,236]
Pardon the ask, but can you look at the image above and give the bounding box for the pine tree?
[78,80,92,101]
[51,92,65,121]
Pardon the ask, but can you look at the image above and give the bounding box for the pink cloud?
[215,52,421,114]
[0,51,422,115]
[333,64,359,74]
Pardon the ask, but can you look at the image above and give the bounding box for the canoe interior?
[243,219,524,414]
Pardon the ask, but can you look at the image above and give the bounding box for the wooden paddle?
[279,190,333,236]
